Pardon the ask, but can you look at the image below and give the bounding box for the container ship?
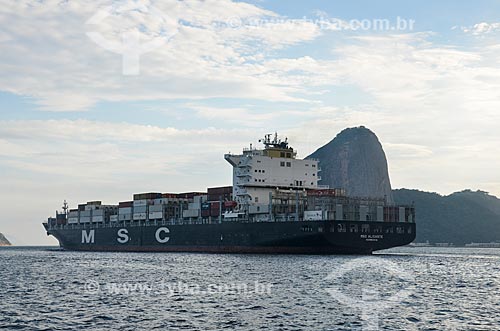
[43,133,416,254]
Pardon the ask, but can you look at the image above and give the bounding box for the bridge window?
[286,162,291,167]
[280,161,285,167]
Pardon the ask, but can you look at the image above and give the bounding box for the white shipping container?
[188,202,200,210]
[68,217,79,224]
[80,216,91,223]
[193,195,207,204]
[68,211,79,218]
[110,215,118,222]
[183,209,199,218]
[119,214,132,221]
[249,204,269,214]
[92,216,104,223]
[149,205,163,212]
[80,210,91,217]
[149,212,163,220]
[119,207,133,214]
[134,205,147,213]
[133,213,147,220]
[93,209,104,216]
[85,205,98,211]
[133,200,147,207]
[304,210,323,221]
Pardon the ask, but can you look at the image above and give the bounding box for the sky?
[0,0,499,245]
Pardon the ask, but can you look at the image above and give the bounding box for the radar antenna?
[258,132,290,149]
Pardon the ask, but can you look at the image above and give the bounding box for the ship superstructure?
[225,133,320,213]
[43,133,416,254]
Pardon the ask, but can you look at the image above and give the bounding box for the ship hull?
[46,221,416,254]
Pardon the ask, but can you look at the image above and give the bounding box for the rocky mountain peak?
[0,232,11,246]
[308,126,394,202]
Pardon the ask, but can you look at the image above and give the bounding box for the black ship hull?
[45,221,416,254]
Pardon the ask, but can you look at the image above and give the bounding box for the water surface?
[1,246,499,330]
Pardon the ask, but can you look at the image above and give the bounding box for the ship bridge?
[225,133,320,211]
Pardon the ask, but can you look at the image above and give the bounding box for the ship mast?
[62,200,69,215]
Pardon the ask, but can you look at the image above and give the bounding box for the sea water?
[1,246,499,330]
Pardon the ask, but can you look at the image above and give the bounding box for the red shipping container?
[224,201,237,208]
[119,201,133,207]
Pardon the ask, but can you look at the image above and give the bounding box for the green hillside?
[393,189,500,245]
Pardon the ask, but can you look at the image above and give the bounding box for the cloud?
[0,0,324,111]
[460,22,500,35]
[383,143,433,159]
[0,119,263,179]
[2,10,500,194]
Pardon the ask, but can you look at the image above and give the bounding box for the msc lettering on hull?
[117,228,129,244]
[81,228,172,245]
[81,230,95,244]
[155,227,170,243]
[113,227,171,244]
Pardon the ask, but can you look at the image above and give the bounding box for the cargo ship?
[43,133,416,254]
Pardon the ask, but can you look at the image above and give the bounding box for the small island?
[0,232,12,246]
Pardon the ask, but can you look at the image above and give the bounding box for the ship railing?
[48,213,416,231]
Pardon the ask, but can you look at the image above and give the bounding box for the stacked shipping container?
[207,186,233,202]
[59,189,240,225]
